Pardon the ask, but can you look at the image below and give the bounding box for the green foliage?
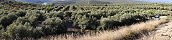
[42,17,65,34]
[97,17,114,30]
[0,25,3,30]
[6,22,33,38]
[16,11,26,17]
[0,2,171,39]
[15,17,29,25]
[87,16,99,29]
[0,26,4,38]
[26,11,41,22]
[0,13,18,27]
[43,17,62,25]
[45,7,53,13]
[78,15,89,30]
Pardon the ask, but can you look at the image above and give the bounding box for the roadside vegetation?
[40,19,168,40]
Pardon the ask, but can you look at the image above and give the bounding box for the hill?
[15,0,148,5]
[0,0,15,2]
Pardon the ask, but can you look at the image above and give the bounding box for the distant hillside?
[15,0,49,3]
[52,1,76,5]
[0,0,15,2]
[74,0,111,5]
[51,0,111,5]
[98,0,147,4]
[52,0,147,5]
[15,0,149,5]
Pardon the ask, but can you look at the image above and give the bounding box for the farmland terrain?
[0,0,171,40]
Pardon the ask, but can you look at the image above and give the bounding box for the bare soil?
[139,20,172,40]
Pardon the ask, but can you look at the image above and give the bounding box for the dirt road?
[139,20,172,40]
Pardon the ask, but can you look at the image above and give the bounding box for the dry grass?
[139,20,172,40]
[40,19,168,40]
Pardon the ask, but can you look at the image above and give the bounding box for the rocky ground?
[139,20,172,40]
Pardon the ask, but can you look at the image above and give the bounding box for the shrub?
[0,25,3,30]
[6,22,33,38]
[73,14,89,31]
[87,16,99,30]
[97,17,114,30]
[45,6,53,13]
[0,13,18,27]
[0,25,4,38]
[25,11,42,23]
[15,17,29,25]
[16,11,26,17]
[31,27,44,38]
[77,15,89,31]
[42,17,65,35]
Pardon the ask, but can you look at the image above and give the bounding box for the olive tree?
[42,17,64,35]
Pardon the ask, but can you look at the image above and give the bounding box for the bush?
[73,14,89,31]
[0,13,18,27]
[0,25,4,38]
[16,11,26,17]
[0,3,171,39]
[31,27,44,38]
[42,17,65,35]
[97,17,114,30]
[6,22,33,38]
[15,17,29,24]
[25,11,42,23]
[87,16,99,30]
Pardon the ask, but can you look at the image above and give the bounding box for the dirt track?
[140,20,172,40]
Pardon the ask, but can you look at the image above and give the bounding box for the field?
[0,1,171,40]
